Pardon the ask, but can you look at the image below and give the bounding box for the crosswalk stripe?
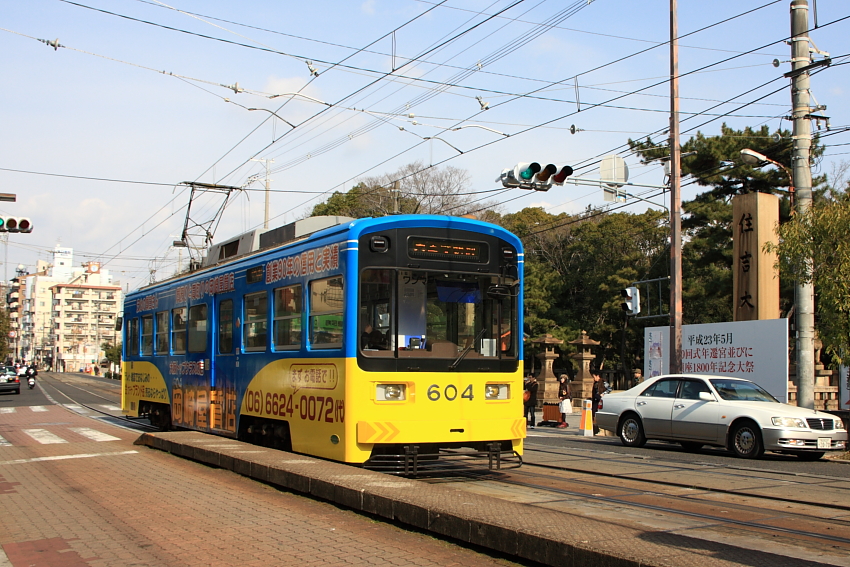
[23,429,68,444]
[30,406,48,412]
[0,435,11,447]
[0,407,15,414]
[68,427,120,442]
[98,405,121,411]
[64,404,88,413]
[0,450,138,466]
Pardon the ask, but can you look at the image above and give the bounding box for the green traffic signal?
[519,162,541,180]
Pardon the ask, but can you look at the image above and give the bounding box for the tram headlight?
[485,384,509,400]
[377,384,406,401]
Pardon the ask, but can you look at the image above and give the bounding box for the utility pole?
[251,158,274,229]
[791,0,815,408]
[668,0,683,374]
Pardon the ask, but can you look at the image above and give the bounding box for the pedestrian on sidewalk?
[591,370,607,434]
[557,374,572,428]
[523,375,539,429]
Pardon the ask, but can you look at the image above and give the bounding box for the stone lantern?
[569,330,599,403]
[531,334,564,403]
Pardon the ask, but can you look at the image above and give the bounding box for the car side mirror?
[699,391,714,402]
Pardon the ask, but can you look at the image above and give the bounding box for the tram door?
[211,297,238,434]
[175,302,213,432]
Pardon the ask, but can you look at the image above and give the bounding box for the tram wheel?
[150,404,172,431]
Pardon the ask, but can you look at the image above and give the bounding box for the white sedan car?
[596,374,847,460]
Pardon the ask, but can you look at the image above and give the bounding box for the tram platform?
[135,429,843,567]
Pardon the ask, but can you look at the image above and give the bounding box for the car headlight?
[835,419,847,431]
[771,417,806,428]
[376,384,406,401]
[485,384,509,400]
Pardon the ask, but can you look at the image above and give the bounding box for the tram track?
[522,444,850,512]
[37,373,160,432]
[426,453,850,557]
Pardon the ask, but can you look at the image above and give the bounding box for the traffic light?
[0,217,32,233]
[499,162,573,191]
[621,287,640,315]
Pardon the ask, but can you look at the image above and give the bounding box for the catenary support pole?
[791,0,815,408]
[669,0,683,374]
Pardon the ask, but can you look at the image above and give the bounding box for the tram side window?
[310,276,343,349]
[127,318,140,356]
[172,307,187,354]
[155,311,169,354]
[218,299,233,354]
[244,291,268,352]
[141,315,153,356]
[188,304,208,353]
[273,285,302,350]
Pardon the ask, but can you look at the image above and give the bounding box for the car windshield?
[4,367,16,375]
[709,379,779,402]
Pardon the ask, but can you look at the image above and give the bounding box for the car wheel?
[619,414,646,448]
[680,441,703,452]
[793,451,825,461]
[730,421,764,459]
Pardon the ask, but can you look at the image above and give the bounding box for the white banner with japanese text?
[644,319,789,402]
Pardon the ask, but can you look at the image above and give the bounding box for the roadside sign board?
[645,319,789,402]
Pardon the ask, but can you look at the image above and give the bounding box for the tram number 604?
[427,384,474,401]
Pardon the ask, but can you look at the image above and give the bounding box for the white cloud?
[361,0,376,15]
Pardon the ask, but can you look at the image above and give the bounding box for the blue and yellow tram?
[122,215,525,470]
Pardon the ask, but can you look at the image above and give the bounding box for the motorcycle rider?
[24,364,37,388]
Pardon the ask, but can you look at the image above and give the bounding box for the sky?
[2,0,849,292]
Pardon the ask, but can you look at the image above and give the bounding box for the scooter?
[27,376,35,389]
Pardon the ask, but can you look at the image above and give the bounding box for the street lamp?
[740,149,795,207]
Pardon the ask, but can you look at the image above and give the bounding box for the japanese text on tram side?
[175,273,235,303]
[288,364,337,390]
[134,272,236,312]
[245,388,344,423]
[125,373,167,400]
[265,243,340,285]
[168,361,205,376]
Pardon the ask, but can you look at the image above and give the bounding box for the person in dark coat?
[523,375,539,429]
[591,370,608,434]
[557,374,572,428]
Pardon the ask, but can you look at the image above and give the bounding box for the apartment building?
[51,263,121,373]
[11,246,122,371]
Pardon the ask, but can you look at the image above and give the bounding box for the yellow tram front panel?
[344,358,525,463]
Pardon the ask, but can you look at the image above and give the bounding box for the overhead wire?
[263,12,817,227]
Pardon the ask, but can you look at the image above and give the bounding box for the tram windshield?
[359,269,517,359]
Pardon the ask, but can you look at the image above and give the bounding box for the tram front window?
[359,269,516,360]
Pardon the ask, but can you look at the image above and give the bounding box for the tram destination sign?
[408,237,487,263]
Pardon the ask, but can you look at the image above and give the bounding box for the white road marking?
[0,450,138,466]
[98,405,121,411]
[22,429,68,444]
[29,406,48,412]
[68,427,121,442]
[63,404,89,413]
[0,407,16,414]
[0,435,11,447]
